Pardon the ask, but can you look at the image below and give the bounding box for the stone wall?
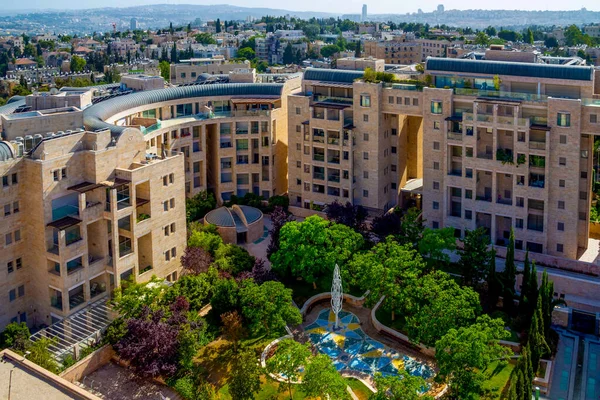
[60,345,115,384]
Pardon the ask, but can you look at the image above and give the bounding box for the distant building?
[437,4,445,12]
[362,4,368,22]
[130,18,138,31]
[584,25,600,39]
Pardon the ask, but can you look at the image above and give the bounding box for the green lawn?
[479,360,515,400]
[345,378,373,400]
[283,275,364,307]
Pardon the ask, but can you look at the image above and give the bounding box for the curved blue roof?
[304,68,364,83]
[426,58,594,81]
[237,205,262,224]
[205,207,235,227]
[0,142,14,162]
[83,83,284,135]
[0,99,26,116]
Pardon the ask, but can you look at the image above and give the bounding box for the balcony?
[529,140,546,151]
[477,114,494,124]
[497,197,513,206]
[52,205,79,221]
[50,296,63,311]
[68,286,85,310]
[47,241,59,255]
[448,169,462,177]
[313,172,325,181]
[66,258,84,275]
[476,195,492,202]
[454,88,548,103]
[313,95,353,105]
[328,173,340,183]
[447,132,462,141]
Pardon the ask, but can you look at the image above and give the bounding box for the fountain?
[331,264,343,330]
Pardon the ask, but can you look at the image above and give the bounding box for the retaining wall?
[60,345,115,383]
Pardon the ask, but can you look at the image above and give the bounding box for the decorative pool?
[305,309,434,380]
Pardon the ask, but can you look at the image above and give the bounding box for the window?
[518,132,525,142]
[466,147,473,157]
[61,168,67,179]
[556,244,564,253]
[557,222,565,231]
[5,232,12,246]
[343,170,349,179]
[465,168,473,178]
[433,121,440,130]
[9,289,15,302]
[363,152,369,160]
[7,261,13,273]
[12,174,17,184]
[559,135,567,144]
[580,191,587,200]
[559,157,566,166]
[579,212,587,221]
[388,96,394,104]
[433,142,440,150]
[295,107,301,115]
[465,210,472,220]
[18,285,24,297]
[363,133,369,141]
[557,112,570,127]
[432,221,439,229]
[363,114,369,122]
[297,161,301,168]
[516,218,524,229]
[465,189,472,199]
[4,204,10,217]
[165,251,171,261]
[363,171,369,179]
[591,114,598,124]
[170,198,175,208]
[431,101,443,114]
[360,95,371,107]
[433,161,439,170]
[163,201,168,211]
[53,170,60,181]
[171,247,176,258]
[581,171,588,179]
[433,201,439,210]
[296,125,301,133]
[363,190,369,198]
[391,165,397,172]
[516,197,524,207]
[559,179,565,188]
[16,258,21,270]
[433,181,440,190]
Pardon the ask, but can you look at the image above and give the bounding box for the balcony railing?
[313,95,353,105]
[313,173,325,180]
[454,88,548,102]
[529,141,546,150]
[47,242,59,255]
[477,114,494,124]
[497,197,513,205]
[477,151,493,160]
[328,174,340,183]
[51,205,79,221]
[50,296,63,310]
[476,195,492,202]
[447,132,462,141]
[448,170,462,177]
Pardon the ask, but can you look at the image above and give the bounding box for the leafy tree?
[539,269,563,345]
[498,30,522,42]
[188,229,223,257]
[371,209,402,237]
[0,322,30,352]
[221,310,245,352]
[325,200,367,233]
[267,206,294,259]
[237,47,255,60]
[320,44,340,58]
[369,372,433,400]
[112,277,166,319]
[180,246,212,274]
[214,244,255,275]
[27,338,59,373]
[564,24,592,46]
[435,315,511,399]
[544,36,559,48]
[215,19,222,33]
[405,271,481,346]
[485,26,497,37]
[164,268,217,311]
[159,60,170,81]
[186,191,216,222]
[399,207,424,248]
[271,215,364,287]
[210,278,240,317]
[302,354,350,399]
[526,28,535,44]
[486,248,502,310]
[195,33,217,45]
[237,258,277,284]
[171,43,178,62]
[528,297,549,373]
[459,227,494,288]
[345,238,424,319]
[474,31,490,46]
[266,339,311,400]
[239,281,302,335]
[70,55,86,72]
[417,227,456,268]
[229,349,262,400]
[355,40,361,57]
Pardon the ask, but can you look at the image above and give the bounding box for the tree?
[27,338,59,373]
[266,339,311,400]
[417,227,456,268]
[0,322,30,352]
[195,33,217,45]
[486,248,502,310]
[237,258,277,284]
[474,31,490,46]
[112,276,166,319]
[371,209,402,237]
[239,281,302,335]
[163,268,218,311]
[459,227,494,288]
[435,315,511,399]
[188,229,223,257]
[171,43,178,63]
[528,297,549,373]
[271,215,364,287]
[267,206,294,259]
[282,42,294,64]
[210,278,240,316]
[302,354,350,399]
[544,36,559,48]
[159,60,170,81]
[221,311,245,352]
[320,44,340,58]
[345,238,425,319]
[214,244,255,275]
[369,372,433,400]
[180,246,212,274]
[399,207,424,248]
[228,349,262,400]
[237,47,255,60]
[405,271,481,346]
[215,19,222,33]
[70,55,86,72]
[355,40,361,57]
[325,201,368,232]
[186,191,216,222]
[503,229,517,313]
[526,28,534,44]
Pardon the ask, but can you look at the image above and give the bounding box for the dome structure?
[204,205,264,244]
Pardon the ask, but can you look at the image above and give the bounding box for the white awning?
[401,178,423,194]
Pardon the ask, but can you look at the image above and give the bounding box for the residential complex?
[2,55,600,331]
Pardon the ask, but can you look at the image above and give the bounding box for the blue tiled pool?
[305,309,434,381]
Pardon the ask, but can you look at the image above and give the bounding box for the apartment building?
[170,59,250,85]
[0,99,186,330]
[289,61,600,263]
[364,38,451,64]
[83,75,301,204]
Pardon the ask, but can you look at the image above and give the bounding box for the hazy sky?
[4,0,600,15]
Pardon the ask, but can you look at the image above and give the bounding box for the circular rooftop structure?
[204,205,264,244]
[0,142,15,162]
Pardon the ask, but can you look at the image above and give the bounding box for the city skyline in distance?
[2,0,600,16]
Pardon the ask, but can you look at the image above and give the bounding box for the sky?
[3,0,599,15]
